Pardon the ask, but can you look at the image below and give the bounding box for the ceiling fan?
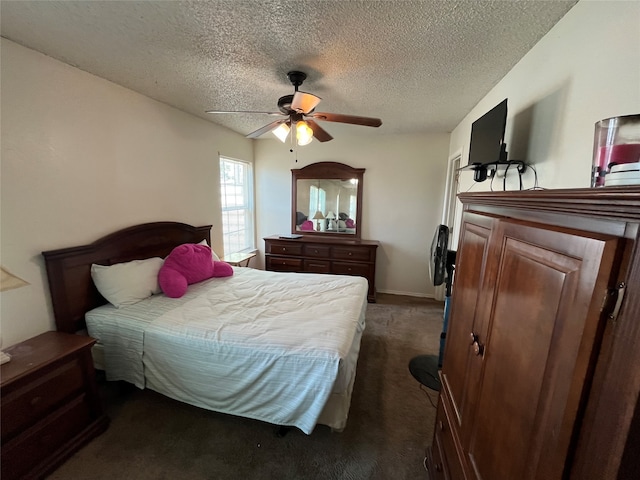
[205,71,382,145]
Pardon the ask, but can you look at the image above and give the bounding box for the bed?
[42,222,368,434]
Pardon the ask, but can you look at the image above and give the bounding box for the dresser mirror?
[291,162,365,239]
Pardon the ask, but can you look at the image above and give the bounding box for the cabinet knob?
[283,247,286,251]
[348,252,352,256]
[473,341,484,357]
[30,396,42,407]
[470,332,478,345]
[438,420,444,431]
[435,463,442,472]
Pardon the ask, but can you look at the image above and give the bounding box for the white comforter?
[86,267,368,434]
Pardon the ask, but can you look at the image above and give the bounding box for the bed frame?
[42,222,211,334]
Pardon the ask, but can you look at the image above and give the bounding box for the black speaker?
[473,165,488,182]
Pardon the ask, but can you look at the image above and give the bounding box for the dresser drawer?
[332,246,371,262]
[266,242,303,256]
[430,431,448,480]
[1,358,84,441]
[267,256,303,272]
[332,261,370,278]
[303,244,331,258]
[434,396,465,480]
[1,394,92,480]
[263,235,378,302]
[304,259,331,273]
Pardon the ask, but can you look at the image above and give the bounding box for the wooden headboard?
[42,222,212,334]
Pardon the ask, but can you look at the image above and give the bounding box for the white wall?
[0,39,254,347]
[449,0,640,220]
[254,133,451,298]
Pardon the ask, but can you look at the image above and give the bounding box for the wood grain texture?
[42,222,212,333]
[427,187,640,480]
[264,235,379,302]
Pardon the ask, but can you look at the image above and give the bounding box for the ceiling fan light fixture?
[296,120,313,146]
[273,123,290,142]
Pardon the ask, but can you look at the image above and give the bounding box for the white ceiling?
[1,0,577,139]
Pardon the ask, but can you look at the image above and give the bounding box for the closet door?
[465,220,620,480]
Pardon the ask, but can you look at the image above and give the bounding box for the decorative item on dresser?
[426,186,640,480]
[0,331,109,480]
[264,235,379,303]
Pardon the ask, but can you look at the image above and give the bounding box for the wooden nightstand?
[1,331,109,480]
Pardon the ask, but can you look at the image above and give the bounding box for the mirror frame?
[291,162,365,240]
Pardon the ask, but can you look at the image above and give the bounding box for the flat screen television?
[468,99,508,167]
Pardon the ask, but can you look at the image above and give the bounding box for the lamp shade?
[326,211,336,219]
[296,121,314,146]
[273,123,290,142]
[312,210,325,220]
[0,267,29,292]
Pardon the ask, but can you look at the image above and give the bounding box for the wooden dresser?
[426,187,640,480]
[1,331,109,480]
[264,235,379,302]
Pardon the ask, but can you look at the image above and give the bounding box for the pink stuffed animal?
[158,243,233,298]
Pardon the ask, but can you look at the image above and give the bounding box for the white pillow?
[91,257,164,308]
[198,239,221,261]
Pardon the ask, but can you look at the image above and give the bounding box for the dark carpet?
[49,293,443,480]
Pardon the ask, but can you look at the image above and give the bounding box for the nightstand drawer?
[0,331,109,480]
[1,358,84,440]
[1,394,92,480]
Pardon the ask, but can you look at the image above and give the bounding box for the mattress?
[86,267,368,434]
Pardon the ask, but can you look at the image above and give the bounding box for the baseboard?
[376,289,436,299]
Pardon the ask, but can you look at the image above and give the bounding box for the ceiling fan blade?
[246,119,287,139]
[205,110,284,116]
[291,92,322,114]
[310,112,382,127]
[305,119,333,142]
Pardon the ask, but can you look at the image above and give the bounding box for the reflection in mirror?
[291,162,364,239]
[296,179,358,234]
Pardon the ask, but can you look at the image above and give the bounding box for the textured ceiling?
[0,0,577,138]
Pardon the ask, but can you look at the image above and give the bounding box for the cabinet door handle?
[473,341,484,357]
[470,332,478,344]
[438,420,444,431]
[348,252,353,256]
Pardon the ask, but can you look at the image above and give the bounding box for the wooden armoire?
[426,186,640,480]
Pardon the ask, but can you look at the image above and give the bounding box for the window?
[219,156,255,255]
[349,194,356,219]
[309,185,326,215]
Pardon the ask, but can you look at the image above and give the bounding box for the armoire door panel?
[466,221,619,480]
[441,212,496,436]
